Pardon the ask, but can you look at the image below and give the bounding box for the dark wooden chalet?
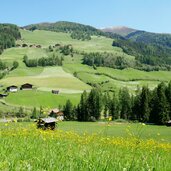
[37,117,57,130]
[166,120,171,127]
[0,94,8,98]
[20,83,33,90]
[52,90,60,94]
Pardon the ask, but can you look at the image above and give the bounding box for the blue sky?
[0,0,171,33]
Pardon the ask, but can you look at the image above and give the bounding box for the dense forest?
[126,30,171,49]
[112,39,171,70]
[0,24,21,54]
[62,81,171,125]
[82,52,171,71]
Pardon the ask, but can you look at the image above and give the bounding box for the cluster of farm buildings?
[0,83,60,98]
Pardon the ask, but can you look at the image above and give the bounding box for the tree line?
[23,54,63,67]
[83,51,171,71]
[0,24,21,54]
[82,52,135,70]
[63,81,171,125]
[112,39,171,70]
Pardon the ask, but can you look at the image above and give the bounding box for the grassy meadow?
[0,29,170,108]
[0,122,171,170]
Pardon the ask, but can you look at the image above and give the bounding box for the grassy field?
[5,91,81,108]
[19,29,133,55]
[0,122,171,170]
[0,29,170,108]
[63,62,171,91]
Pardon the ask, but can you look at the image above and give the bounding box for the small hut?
[52,90,60,94]
[166,120,171,127]
[0,94,8,98]
[37,117,57,130]
[20,83,33,90]
[6,85,18,92]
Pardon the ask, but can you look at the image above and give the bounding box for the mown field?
[0,122,171,170]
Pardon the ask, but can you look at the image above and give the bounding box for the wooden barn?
[52,90,60,94]
[20,83,33,90]
[6,85,18,92]
[166,120,171,127]
[0,94,8,98]
[49,109,64,121]
[37,117,57,130]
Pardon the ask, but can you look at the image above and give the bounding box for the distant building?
[52,90,60,94]
[166,120,171,127]
[6,85,18,92]
[20,83,33,90]
[49,108,64,121]
[37,117,57,130]
[0,94,8,98]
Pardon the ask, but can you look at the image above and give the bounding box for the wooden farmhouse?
[6,85,18,92]
[37,117,57,130]
[20,83,33,90]
[166,120,171,127]
[52,90,60,94]
[0,94,8,98]
[49,108,64,121]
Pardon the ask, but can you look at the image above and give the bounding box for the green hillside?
[0,28,171,110]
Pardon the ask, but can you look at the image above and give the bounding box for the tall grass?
[0,123,171,171]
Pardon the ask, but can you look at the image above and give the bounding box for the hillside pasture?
[0,66,90,93]
[5,90,81,108]
[19,29,134,57]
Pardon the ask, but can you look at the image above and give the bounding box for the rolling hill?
[101,26,137,36]
[0,22,171,111]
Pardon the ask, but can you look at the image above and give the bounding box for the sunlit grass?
[0,122,171,170]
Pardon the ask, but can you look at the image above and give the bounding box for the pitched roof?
[41,117,57,123]
[50,108,60,113]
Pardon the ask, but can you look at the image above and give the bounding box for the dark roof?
[7,85,18,89]
[21,83,33,87]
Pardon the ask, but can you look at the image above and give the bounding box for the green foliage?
[60,45,73,56]
[23,54,62,67]
[24,21,104,40]
[71,31,91,41]
[12,61,19,70]
[119,87,131,119]
[127,30,171,49]
[63,99,73,120]
[0,24,21,54]
[31,107,38,119]
[63,81,171,125]
[83,52,135,69]
[16,107,27,118]
[112,38,171,70]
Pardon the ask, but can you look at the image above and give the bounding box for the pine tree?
[103,92,110,118]
[166,81,171,119]
[77,91,88,121]
[151,82,169,124]
[119,88,131,119]
[63,100,73,120]
[139,86,151,122]
[109,91,119,120]
[31,107,38,119]
[87,89,102,120]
